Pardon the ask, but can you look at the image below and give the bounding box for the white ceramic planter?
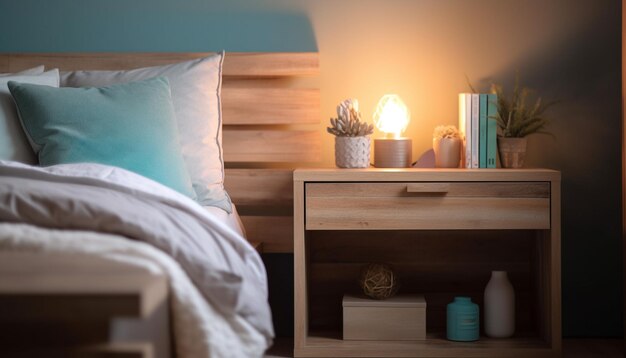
[335,136,371,168]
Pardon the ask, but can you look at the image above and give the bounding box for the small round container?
[446,296,480,342]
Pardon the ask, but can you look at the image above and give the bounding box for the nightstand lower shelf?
[297,331,555,358]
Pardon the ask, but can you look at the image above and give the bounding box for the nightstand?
[293,168,561,358]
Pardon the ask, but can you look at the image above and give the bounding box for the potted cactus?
[327,99,374,168]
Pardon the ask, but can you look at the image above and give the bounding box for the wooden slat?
[221,87,320,125]
[0,52,319,77]
[223,130,320,162]
[0,56,8,73]
[241,216,294,253]
[225,52,319,77]
[225,168,293,206]
[0,253,167,321]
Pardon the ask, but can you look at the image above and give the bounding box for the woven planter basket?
[335,136,371,168]
[498,137,527,168]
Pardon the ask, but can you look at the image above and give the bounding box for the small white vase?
[433,137,461,168]
[335,136,371,168]
[484,270,515,338]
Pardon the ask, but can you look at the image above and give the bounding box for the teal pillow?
[8,77,196,198]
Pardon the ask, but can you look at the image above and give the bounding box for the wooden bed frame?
[0,52,319,357]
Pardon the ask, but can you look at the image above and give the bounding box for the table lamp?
[373,94,412,168]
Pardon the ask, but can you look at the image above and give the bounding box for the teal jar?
[447,296,480,341]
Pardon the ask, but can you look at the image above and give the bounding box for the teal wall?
[1,0,622,338]
[0,1,317,52]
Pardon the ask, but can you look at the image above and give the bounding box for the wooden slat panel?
[0,52,319,77]
[225,168,293,206]
[222,87,320,125]
[223,130,320,162]
[241,216,293,253]
[0,56,8,73]
[0,253,167,321]
[225,52,319,77]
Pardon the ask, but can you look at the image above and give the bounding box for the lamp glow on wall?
[373,94,412,167]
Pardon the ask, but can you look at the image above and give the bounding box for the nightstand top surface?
[293,167,560,182]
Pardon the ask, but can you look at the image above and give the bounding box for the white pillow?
[61,53,231,212]
[0,66,45,77]
[0,69,60,163]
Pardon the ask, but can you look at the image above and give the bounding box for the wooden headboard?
[0,52,320,253]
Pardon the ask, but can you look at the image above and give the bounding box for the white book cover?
[471,93,479,169]
[458,93,472,168]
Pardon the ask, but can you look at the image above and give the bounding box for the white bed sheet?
[0,161,272,357]
[203,203,246,239]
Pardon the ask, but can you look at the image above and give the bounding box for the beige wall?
[277,0,603,164]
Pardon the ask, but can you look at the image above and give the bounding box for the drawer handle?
[406,183,450,194]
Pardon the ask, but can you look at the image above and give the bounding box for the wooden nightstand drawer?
[305,182,550,230]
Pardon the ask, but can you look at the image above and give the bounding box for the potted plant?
[327,99,374,168]
[490,76,557,168]
[433,125,462,168]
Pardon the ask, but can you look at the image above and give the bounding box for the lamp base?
[374,138,412,168]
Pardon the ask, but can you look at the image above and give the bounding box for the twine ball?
[359,263,399,300]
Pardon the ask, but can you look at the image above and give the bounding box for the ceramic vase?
[433,137,461,168]
[484,270,515,338]
[446,296,480,341]
[335,136,371,168]
[497,137,527,168]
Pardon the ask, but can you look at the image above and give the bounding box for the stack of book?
[458,93,498,169]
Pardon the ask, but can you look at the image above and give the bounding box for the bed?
[0,52,320,358]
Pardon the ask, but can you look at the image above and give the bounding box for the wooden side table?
[293,168,561,358]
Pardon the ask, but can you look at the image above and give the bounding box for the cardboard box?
[343,294,426,341]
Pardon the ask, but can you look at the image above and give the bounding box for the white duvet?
[0,160,273,358]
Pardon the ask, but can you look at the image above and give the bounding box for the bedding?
[8,77,195,198]
[0,69,59,164]
[205,203,246,238]
[0,160,273,357]
[0,65,45,76]
[61,53,231,212]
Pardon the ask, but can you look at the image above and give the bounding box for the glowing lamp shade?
[373,94,412,168]
[373,94,410,139]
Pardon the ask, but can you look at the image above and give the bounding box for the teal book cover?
[479,94,488,168]
[486,94,498,168]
